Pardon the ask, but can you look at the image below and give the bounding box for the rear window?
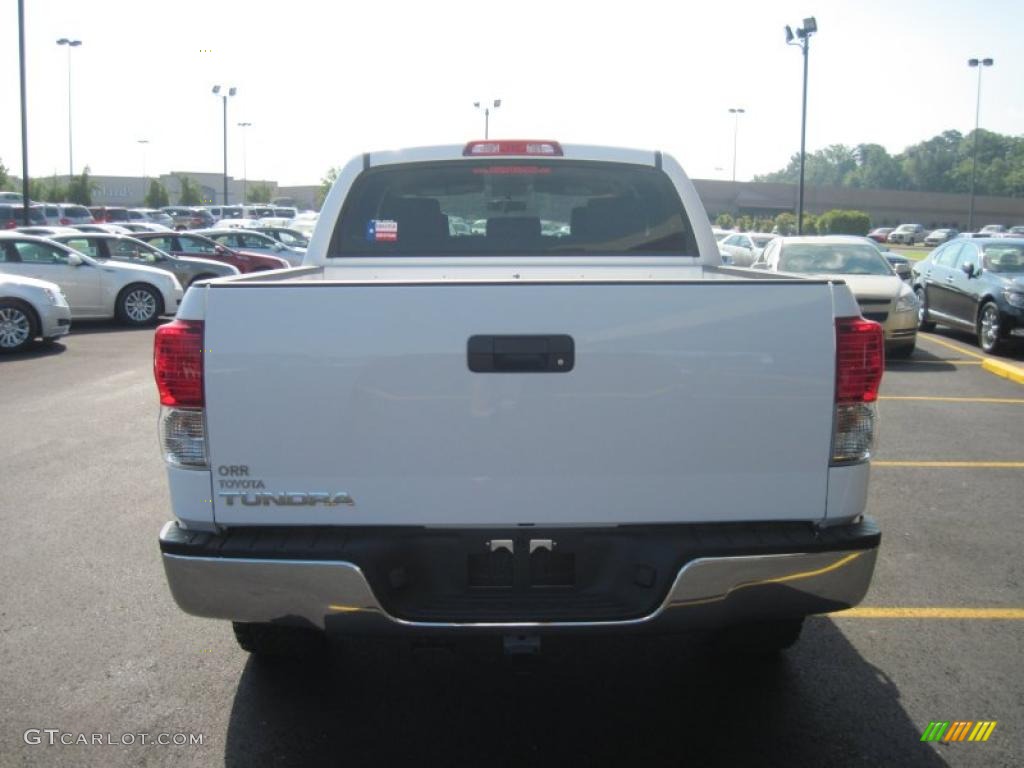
[779,243,894,276]
[328,160,696,257]
[65,206,90,218]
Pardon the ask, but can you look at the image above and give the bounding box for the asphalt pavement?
[0,323,1021,767]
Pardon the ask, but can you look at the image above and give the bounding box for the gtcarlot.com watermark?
[24,729,204,747]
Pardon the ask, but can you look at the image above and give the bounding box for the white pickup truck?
[155,140,883,657]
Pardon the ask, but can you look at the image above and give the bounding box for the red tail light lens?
[154,320,204,406]
[835,318,884,403]
[463,140,563,157]
[59,218,70,225]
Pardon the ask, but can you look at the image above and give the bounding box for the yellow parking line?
[889,359,983,365]
[873,460,1024,468]
[835,607,1024,620]
[918,333,989,361]
[879,396,1024,404]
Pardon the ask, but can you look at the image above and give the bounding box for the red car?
[88,206,130,223]
[867,227,894,243]
[129,231,289,273]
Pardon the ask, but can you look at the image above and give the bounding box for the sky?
[1,0,1022,188]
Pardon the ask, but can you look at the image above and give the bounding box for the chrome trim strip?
[161,544,877,631]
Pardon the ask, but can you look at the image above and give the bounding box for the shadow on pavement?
[224,618,947,767]
[0,340,67,363]
[61,318,165,336]
[885,346,962,373]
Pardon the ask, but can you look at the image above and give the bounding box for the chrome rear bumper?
[160,520,879,633]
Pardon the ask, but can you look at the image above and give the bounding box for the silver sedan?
[0,273,71,352]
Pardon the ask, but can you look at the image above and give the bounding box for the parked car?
[881,252,913,281]
[887,224,926,245]
[289,211,318,238]
[161,207,214,230]
[154,140,883,658]
[88,206,130,223]
[205,205,244,221]
[119,222,174,233]
[14,226,81,237]
[127,208,175,228]
[0,233,182,325]
[255,226,310,249]
[0,273,71,352]
[129,231,290,273]
[1008,226,1024,236]
[0,191,26,203]
[718,232,775,266]
[912,238,1024,353]
[924,228,958,246]
[70,223,133,235]
[50,233,240,289]
[760,235,918,357]
[211,217,262,230]
[867,227,894,243]
[39,203,94,226]
[979,224,1005,235]
[196,228,304,266]
[1,203,46,229]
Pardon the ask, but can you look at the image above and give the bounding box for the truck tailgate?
[204,281,837,526]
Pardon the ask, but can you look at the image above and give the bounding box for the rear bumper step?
[159,519,879,632]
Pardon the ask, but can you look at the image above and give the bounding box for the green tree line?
[755,129,1024,198]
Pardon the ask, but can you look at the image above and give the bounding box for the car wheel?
[714,617,805,656]
[977,301,1003,353]
[915,287,936,331]
[116,284,163,326]
[232,622,326,658]
[0,299,37,353]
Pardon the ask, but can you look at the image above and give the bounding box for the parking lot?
[1,324,1022,767]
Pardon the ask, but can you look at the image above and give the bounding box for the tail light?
[463,140,563,156]
[832,318,884,464]
[59,217,70,225]
[154,320,208,468]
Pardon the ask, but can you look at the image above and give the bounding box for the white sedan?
[0,233,183,325]
[719,232,777,266]
[0,273,71,352]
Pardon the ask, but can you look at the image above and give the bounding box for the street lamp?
[137,139,149,205]
[967,57,994,232]
[211,85,237,205]
[473,99,501,139]
[237,122,252,203]
[785,16,817,234]
[56,38,82,179]
[728,108,745,182]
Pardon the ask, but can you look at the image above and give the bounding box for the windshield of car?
[328,160,696,257]
[777,243,894,275]
[751,236,775,248]
[982,245,1024,273]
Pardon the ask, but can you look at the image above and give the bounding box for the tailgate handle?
[468,335,574,373]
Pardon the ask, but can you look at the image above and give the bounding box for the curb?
[982,358,1024,385]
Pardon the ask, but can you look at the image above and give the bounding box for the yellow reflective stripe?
[981,721,997,741]
[837,607,1024,619]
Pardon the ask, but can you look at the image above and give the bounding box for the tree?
[774,212,797,235]
[246,182,273,203]
[145,179,170,209]
[0,159,12,191]
[29,175,67,202]
[714,213,734,229]
[736,215,754,232]
[66,167,95,205]
[816,209,871,236]
[177,175,202,205]
[316,166,341,208]
[801,212,818,235]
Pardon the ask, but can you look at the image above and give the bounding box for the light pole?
[785,17,817,234]
[728,108,745,182]
[967,57,993,232]
[473,99,501,139]
[56,38,82,179]
[211,85,236,205]
[237,122,252,203]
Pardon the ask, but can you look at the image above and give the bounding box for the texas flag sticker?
[366,219,398,242]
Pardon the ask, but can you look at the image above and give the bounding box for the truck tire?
[715,617,804,655]
[232,622,325,657]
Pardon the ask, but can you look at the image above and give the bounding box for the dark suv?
[913,238,1024,352]
[0,204,46,229]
